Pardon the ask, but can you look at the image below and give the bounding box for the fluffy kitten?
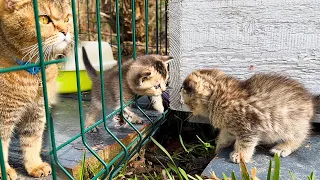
[0,0,73,179]
[181,69,314,163]
[82,47,172,130]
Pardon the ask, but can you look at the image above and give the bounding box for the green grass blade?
[151,137,176,165]
[194,174,203,180]
[179,135,190,153]
[231,171,237,180]
[178,167,189,180]
[142,174,150,180]
[196,135,206,144]
[187,175,198,180]
[167,163,178,174]
[273,154,280,180]
[222,173,229,180]
[267,160,273,180]
[308,172,315,180]
[79,150,86,180]
[289,171,296,180]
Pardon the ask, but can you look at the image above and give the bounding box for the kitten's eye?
[154,84,161,89]
[39,15,51,24]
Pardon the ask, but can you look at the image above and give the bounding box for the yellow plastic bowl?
[56,41,116,94]
[57,70,93,93]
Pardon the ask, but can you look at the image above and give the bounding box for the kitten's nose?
[61,31,67,36]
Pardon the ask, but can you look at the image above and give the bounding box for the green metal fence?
[0,0,168,179]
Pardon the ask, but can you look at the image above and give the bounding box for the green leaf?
[167,163,178,174]
[231,171,237,180]
[222,173,229,180]
[178,167,189,180]
[273,154,280,180]
[187,175,198,180]
[308,172,315,180]
[142,174,150,180]
[196,135,206,144]
[239,160,250,180]
[194,174,204,180]
[179,135,190,153]
[289,171,296,180]
[267,160,272,180]
[79,150,86,180]
[151,137,176,166]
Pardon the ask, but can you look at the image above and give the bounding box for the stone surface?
[202,134,320,179]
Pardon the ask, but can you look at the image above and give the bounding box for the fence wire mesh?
[0,0,168,179]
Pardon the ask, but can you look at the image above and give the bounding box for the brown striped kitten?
[181,69,314,163]
[82,47,172,130]
[0,0,73,179]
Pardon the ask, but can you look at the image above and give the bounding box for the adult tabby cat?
[181,69,314,163]
[82,47,172,130]
[0,0,73,179]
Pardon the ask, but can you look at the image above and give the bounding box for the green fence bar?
[156,0,159,54]
[132,0,137,59]
[0,137,7,180]
[31,0,59,179]
[71,0,111,177]
[145,0,149,54]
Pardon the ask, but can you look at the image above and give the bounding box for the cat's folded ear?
[0,0,30,13]
[138,70,152,84]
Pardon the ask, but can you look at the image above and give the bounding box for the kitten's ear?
[182,79,196,94]
[150,54,173,64]
[138,71,152,83]
[1,0,30,12]
[160,55,173,65]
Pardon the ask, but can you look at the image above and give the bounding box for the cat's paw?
[0,167,18,180]
[270,147,292,157]
[27,162,51,178]
[230,151,251,164]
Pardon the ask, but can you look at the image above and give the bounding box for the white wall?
[168,0,320,112]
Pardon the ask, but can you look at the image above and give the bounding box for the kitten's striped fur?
[181,69,314,163]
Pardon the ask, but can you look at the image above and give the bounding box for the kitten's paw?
[0,167,18,180]
[85,124,99,133]
[270,147,292,157]
[152,103,164,113]
[230,151,251,164]
[124,110,143,124]
[28,162,51,178]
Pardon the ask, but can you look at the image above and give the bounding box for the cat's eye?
[39,15,51,24]
[154,84,161,89]
[64,16,69,22]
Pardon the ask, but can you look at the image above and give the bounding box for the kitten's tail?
[82,47,98,80]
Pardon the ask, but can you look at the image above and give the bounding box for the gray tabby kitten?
[82,47,172,130]
[181,69,314,163]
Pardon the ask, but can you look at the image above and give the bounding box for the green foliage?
[273,154,281,180]
[79,150,86,180]
[308,172,315,180]
[116,136,315,180]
